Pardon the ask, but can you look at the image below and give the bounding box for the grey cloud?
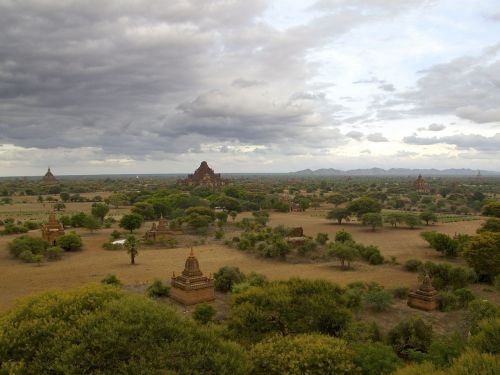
[418,123,446,131]
[403,133,500,151]
[367,132,389,142]
[345,130,364,140]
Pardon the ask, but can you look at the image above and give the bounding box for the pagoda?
[407,274,439,311]
[177,161,227,188]
[41,211,65,245]
[42,167,57,183]
[144,215,180,241]
[170,248,215,305]
[415,174,429,193]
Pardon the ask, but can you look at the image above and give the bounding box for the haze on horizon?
[0,0,499,176]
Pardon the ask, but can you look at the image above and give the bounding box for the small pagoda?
[144,215,179,241]
[407,274,439,311]
[415,174,429,193]
[42,167,57,183]
[177,161,227,188]
[41,211,65,245]
[170,248,215,305]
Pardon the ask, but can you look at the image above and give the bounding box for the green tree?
[193,303,216,324]
[83,215,101,233]
[106,193,129,208]
[119,213,144,233]
[250,334,358,375]
[53,202,66,211]
[327,207,350,224]
[124,235,139,265]
[462,232,500,280]
[477,218,500,233]
[315,232,329,245]
[361,213,383,232]
[214,266,244,292]
[420,211,438,225]
[387,317,433,358]
[482,201,500,217]
[353,342,402,375]
[363,288,394,312]
[404,214,421,229]
[329,242,359,269]
[327,192,349,206]
[59,192,70,202]
[91,203,110,224]
[335,229,353,243]
[56,233,82,251]
[0,285,249,374]
[347,197,382,218]
[131,202,156,220]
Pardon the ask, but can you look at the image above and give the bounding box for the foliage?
[361,212,383,231]
[352,342,402,375]
[363,288,393,312]
[462,232,500,280]
[8,235,49,258]
[477,218,500,233]
[250,334,358,375]
[101,274,122,286]
[347,197,382,218]
[421,261,476,290]
[315,232,329,245]
[426,333,466,368]
[119,213,144,233]
[469,318,500,354]
[482,201,500,217]
[232,272,268,293]
[327,207,350,224]
[387,317,433,358]
[214,266,245,292]
[83,214,101,232]
[420,211,438,225]
[45,246,63,261]
[124,235,139,265]
[329,242,359,269]
[335,229,353,243]
[227,278,351,343]
[91,202,109,223]
[0,285,249,374]
[192,303,216,324]
[391,286,410,299]
[56,233,82,251]
[404,259,423,272]
[355,243,384,264]
[146,278,170,298]
[466,299,500,335]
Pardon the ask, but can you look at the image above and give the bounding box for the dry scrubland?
[0,202,489,316]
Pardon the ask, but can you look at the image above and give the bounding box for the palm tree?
[124,235,139,265]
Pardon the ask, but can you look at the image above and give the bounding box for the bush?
[101,274,122,286]
[0,285,249,374]
[45,246,63,261]
[363,288,393,312]
[352,342,402,375]
[192,303,216,324]
[315,232,329,245]
[426,333,466,367]
[56,233,82,251]
[18,250,34,263]
[146,279,170,298]
[214,229,224,239]
[404,259,423,272]
[391,286,410,299]
[469,318,500,354]
[250,334,358,375]
[214,266,244,292]
[438,291,460,312]
[466,299,500,335]
[102,242,123,250]
[462,232,500,281]
[335,229,353,243]
[8,235,49,258]
[297,238,317,256]
[388,317,433,358]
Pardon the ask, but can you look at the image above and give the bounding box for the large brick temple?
[177,161,227,188]
[42,167,57,183]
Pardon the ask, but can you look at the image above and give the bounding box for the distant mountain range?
[290,168,500,176]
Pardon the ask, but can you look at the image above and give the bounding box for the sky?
[0,0,499,176]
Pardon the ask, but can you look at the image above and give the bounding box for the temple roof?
[182,248,203,277]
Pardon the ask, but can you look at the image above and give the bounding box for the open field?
[0,206,487,313]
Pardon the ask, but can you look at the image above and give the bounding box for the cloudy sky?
[1,0,499,175]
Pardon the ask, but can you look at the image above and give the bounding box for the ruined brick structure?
[177,161,227,188]
[415,174,430,193]
[41,211,65,245]
[42,167,57,183]
[407,274,439,311]
[170,248,215,305]
[144,215,180,241]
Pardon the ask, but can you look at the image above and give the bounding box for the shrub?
[297,238,317,256]
[363,288,393,312]
[352,342,402,375]
[56,233,82,251]
[18,250,34,263]
[45,246,63,261]
[494,275,500,291]
[391,286,410,299]
[469,318,500,354]
[315,232,329,245]
[426,333,466,368]
[388,317,433,358]
[8,235,49,258]
[438,291,460,312]
[102,242,123,250]
[146,279,170,298]
[110,230,121,240]
[341,321,381,343]
[462,232,500,281]
[368,252,385,265]
[466,299,500,335]
[214,266,244,292]
[250,334,358,375]
[101,274,122,286]
[214,229,224,239]
[404,259,423,272]
[192,303,216,324]
[335,229,353,243]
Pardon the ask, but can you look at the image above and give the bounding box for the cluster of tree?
[328,230,385,269]
[403,259,477,290]
[7,233,82,263]
[420,231,471,257]
[0,218,40,235]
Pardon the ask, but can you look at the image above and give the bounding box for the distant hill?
[290,168,500,176]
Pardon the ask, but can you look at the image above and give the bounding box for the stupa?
[41,211,65,245]
[42,167,57,183]
[170,248,215,305]
[177,161,227,188]
[415,174,429,193]
[407,274,439,311]
[144,215,180,241]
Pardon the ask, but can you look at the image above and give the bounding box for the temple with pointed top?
[407,274,439,311]
[415,174,430,193]
[42,167,57,183]
[41,211,65,245]
[170,249,215,305]
[177,161,227,188]
[144,215,180,241]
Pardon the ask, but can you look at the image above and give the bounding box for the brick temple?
[170,248,215,305]
[407,274,439,311]
[177,161,227,188]
[415,174,430,193]
[144,215,179,241]
[41,211,65,245]
[42,167,57,183]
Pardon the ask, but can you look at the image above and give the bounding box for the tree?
[329,242,359,269]
[0,285,249,374]
[214,266,244,292]
[477,218,500,233]
[347,197,382,218]
[83,215,101,233]
[315,232,329,245]
[8,235,49,259]
[404,214,421,229]
[420,211,438,225]
[119,213,144,233]
[229,211,238,221]
[106,193,129,208]
[462,232,500,280]
[470,318,500,354]
[131,202,156,220]
[335,229,353,243]
[352,342,402,375]
[361,213,383,232]
[53,202,66,211]
[124,235,139,265]
[91,203,110,224]
[482,201,500,217]
[56,233,82,251]
[193,303,216,324]
[387,317,433,358]
[363,288,394,312]
[59,192,70,202]
[327,207,350,224]
[327,192,349,207]
[250,334,358,375]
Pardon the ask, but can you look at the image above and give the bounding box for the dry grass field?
[0,203,489,315]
